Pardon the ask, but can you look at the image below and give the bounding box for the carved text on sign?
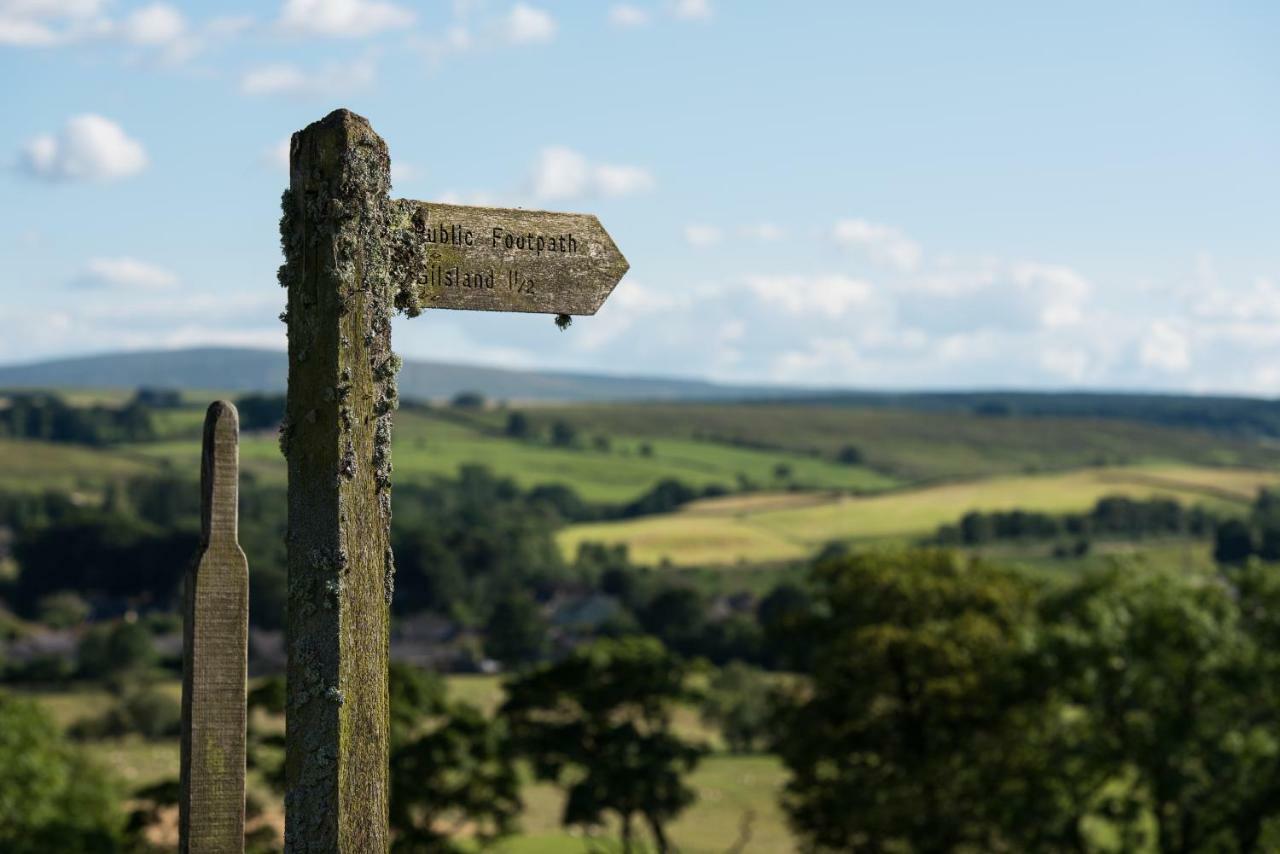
[391,199,628,316]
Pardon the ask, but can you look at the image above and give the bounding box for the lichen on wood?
[281,108,397,854]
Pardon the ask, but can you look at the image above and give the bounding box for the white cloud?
[19,114,147,182]
[75,257,178,290]
[671,0,711,20]
[832,218,922,272]
[0,0,105,46]
[575,279,689,351]
[609,4,649,27]
[279,0,413,38]
[1040,346,1090,382]
[1010,263,1092,328]
[531,146,588,198]
[417,23,472,64]
[503,2,555,43]
[594,163,654,196]
[1194,275,1280,323]
[1140,320,1191,373]
[741,223,784,241]
[240,57,376,96]
[117,2,199,62]
[683,224,721,247]
[531,146,653,200]
[746,274,876,319]
[241,64,306,94]
[121,3,184,44]
[772,338,864,382]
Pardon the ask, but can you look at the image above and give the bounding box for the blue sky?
[1,1,1277,392]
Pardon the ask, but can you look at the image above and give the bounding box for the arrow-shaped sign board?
[390,199,629,317]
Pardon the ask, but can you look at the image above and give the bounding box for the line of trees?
[935,494,1221,547]
[0,392,155,445]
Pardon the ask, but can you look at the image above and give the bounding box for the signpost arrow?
[389,200,629,317]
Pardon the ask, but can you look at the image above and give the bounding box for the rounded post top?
[201,400,240,546]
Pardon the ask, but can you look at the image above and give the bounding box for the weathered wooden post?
[181,400,249,853]
[279,109,627,852]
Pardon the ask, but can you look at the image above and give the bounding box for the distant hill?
[0,347,792,403]
[3,347,1280,439]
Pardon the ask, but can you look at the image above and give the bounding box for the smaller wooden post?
[180,401,249,854]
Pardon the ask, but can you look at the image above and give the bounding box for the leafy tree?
[390,469,567,620]
[0,693,123,852]
[757,581,812,668]
[389,660,446,747]
[503,411,531,439]
[621,479,699,518]
[12,513,195,615]
[1040,565,1280,853]
[638,586,706,655]
[70,686,181,740]
[36,591,91,629]
[773,549,1049,852]
[484,592,549,668]
[390,703,521,853]
[234,394,286,431]
[450,391,486,410]
[836,444,863,465]
[699,662,773,753]
[550,419,578,448]
[503,637,705,852]
[527,483,593,523]
[1215,518,1256,565]
[78,620,156,680]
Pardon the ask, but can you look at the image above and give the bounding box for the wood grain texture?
[389,199,628,316]
[180,400,249,854]
[281,108,394,853]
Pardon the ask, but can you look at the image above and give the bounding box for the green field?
[20,395,1278,510]
[123,406,902,503]
[21,678,792,853]
[559,464,1280,566]
[512,403,1280,480]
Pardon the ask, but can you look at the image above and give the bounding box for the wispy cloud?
[240,57,376,97]
[530,146,654,200]
[18,115,147,182]
[503,3,555,43]
[684,224,721,247]
[278,0,414,38]
[670,0,712,21]
[0,0,108,47]
[609,4,650,28]
[831,218,922,272]
[73,257,178,290]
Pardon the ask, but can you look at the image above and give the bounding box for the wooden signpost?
[279,109,628,852]
[180,401,249,853]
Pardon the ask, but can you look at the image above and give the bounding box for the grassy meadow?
[557,462,1280,566]
[20,677,788,854]
[5,389,1280,851]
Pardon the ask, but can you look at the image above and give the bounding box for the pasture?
[559,464,1280,566]
[21,677,792,854]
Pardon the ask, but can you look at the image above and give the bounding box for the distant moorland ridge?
[2,346,1280,438]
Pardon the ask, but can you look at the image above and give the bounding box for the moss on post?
[280,109,398,853]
